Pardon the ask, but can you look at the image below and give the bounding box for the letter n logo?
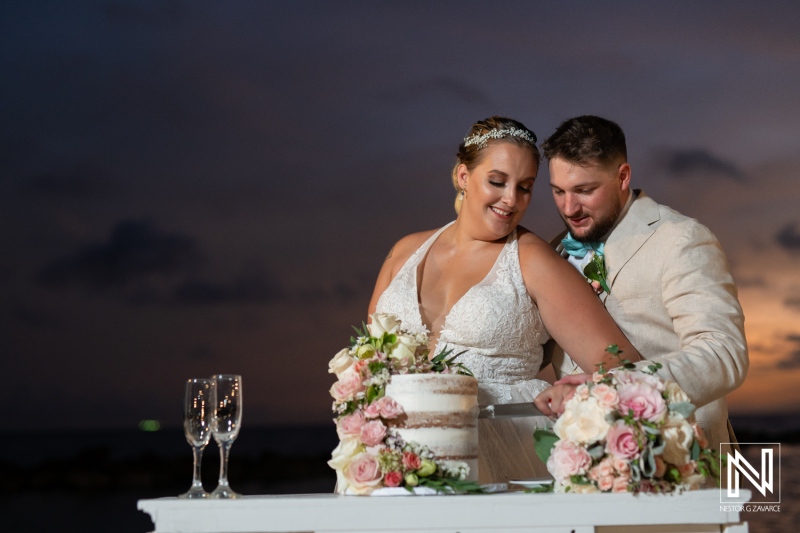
[721,443,780,504]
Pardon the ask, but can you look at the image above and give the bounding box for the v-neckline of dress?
[413,223,514,347]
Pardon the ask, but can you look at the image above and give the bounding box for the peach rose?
[384,470,403,487]
[612,476,630,493]
[654,456,667,478]
[597,475,614,492]
[662,414,694,466]
[402,451,421,470]
[591,383,619,409]
[612,457,630,475]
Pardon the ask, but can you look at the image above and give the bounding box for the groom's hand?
[534,384,578,418]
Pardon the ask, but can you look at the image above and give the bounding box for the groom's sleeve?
[634,221,749,408]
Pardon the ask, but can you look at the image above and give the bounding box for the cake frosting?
[384,373,479,481]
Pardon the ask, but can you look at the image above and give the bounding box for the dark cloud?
[776,223,800,251]
[38,220,202,289]
[661,149,744,181]
[173,273,286,305]
[776,334,800,369]
[785,297,800,311]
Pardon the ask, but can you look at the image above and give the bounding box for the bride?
[368,116,641,484]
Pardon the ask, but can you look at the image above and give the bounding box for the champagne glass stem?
[217,439,233,489]
[191,446,205,491]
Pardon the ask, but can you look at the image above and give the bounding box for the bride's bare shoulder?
[382,228,438,270]
[516,225,566,269]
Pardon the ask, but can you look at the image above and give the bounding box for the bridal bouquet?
[534,348,721,494]
[327,313,477,495]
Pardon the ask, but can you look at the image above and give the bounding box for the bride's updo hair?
[451,116,539,214]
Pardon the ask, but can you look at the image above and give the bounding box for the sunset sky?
[3,1,799,431]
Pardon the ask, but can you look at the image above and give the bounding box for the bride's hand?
[534,383,578,418]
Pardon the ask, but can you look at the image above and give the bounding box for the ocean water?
[1,424,797,533]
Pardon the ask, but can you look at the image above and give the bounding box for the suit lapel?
[604,190,660,294]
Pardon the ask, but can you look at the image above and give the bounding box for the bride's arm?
[518,232,641,372]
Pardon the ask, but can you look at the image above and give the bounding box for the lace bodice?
[375,222,550,405]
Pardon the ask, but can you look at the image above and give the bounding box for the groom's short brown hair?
[542,115,627,167]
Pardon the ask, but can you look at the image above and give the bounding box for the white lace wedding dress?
[375,222,552,484]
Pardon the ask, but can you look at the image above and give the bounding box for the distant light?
[139,420,161,432]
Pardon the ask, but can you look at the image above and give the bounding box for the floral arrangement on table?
[534,347,722,494]
[327,313,479,495]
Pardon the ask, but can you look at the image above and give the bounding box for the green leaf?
[670,401,696,419]
[534,429,559,464]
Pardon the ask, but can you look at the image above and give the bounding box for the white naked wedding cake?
[384,373,479,481]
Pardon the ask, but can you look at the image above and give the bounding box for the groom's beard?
[562,203,622,242]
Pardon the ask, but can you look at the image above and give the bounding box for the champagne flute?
[210,374,242,498]
[179,378,216,499]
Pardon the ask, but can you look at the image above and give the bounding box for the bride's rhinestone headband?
[463,127,537,149]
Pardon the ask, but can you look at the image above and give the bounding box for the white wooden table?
[138,489,751,533]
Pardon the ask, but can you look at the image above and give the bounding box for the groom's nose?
[562,193,582,216]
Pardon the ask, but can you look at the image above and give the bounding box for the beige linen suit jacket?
[551,190,749,457]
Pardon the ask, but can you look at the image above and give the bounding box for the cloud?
[785,297,800,311]
[776,222,800,251]
[172,273,286,305]
[776,334,800,369]
[38,220,202,289]
[661,149,744,181]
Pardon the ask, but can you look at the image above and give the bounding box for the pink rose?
[402,451,421,470]
[605,420,640,460]
[337,410,366,438]
[344,452,382,494]
[617,382,667,423]
[592,372,605,383]
[376,396,404,419]
[363,402,381,419]
[359,420,387,447]
[614,370,665,391]
[330,367,365,402]
[612,476,630,493]
[597,474,614,492]
[384,470,403,487]
[591,383,619,409]
[547,440,592,480]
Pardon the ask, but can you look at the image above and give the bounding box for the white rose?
[327,437,361,494]
[388,334,419,366]
[367,313,401,339]
[553,396,611,446]
[661,414,694,466]
[328,348,354,377]
[665,381,690,404]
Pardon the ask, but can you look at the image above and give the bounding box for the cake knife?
[478,403,547,419]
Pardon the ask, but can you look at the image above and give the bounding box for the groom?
[536,115,749,457]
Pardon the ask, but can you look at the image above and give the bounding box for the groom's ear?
[617,163,632,192]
